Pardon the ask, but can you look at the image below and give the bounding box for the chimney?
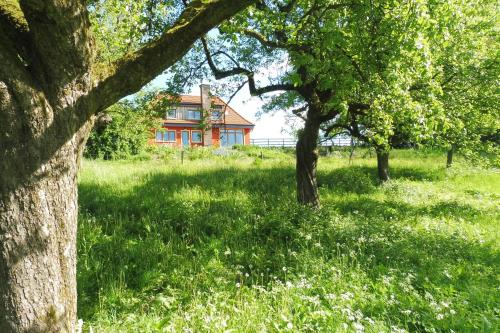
[200,84,212,146]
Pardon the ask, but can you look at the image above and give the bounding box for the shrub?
[84,102,151,160]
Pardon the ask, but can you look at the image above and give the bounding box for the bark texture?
[296,112,321,208]
[376,149,390,182]
[0,123,91,333]
[0,0,254,331]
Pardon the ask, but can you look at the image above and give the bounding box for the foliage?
[84,102,152,160]
[325,0,499,159]
[77,150,499,332]
[427,0,499,164]
[88,0,183,63]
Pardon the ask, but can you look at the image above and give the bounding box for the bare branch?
[201,36,296,96]
[291,105,308,121]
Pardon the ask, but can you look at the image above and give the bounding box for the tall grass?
[77,149,499,332]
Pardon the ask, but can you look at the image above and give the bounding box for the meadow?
[77,147,499,332]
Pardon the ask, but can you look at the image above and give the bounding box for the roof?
[163,95,254,127]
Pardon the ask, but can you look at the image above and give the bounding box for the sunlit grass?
[77,148,499,332]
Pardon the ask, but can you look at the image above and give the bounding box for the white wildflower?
[76,319,83,333]
[353,322,364,332]
[340,292,353,301]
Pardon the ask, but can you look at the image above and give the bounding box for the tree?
[0,0,254,331]
[169,1,360,207]
[321,0,500,181]
[427,0,499,168]
[170,0,445,198]
[326,0,500,174]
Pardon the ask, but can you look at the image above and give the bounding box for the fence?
[250,137,352,148]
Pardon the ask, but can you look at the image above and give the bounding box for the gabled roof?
[163,95,254,127]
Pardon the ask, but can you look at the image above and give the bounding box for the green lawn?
[77,148,499,332]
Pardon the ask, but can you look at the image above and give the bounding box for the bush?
[84,103,151,160]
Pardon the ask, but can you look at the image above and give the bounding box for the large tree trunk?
[376,149,390,182]
[0,1,254,331]
[0,153,79,333]
[296,114,321,207]
[0,95,93,332]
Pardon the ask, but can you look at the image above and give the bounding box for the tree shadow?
[318,165,444,195]
[333,196,487,222]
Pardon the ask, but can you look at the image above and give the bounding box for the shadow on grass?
[77,164,498,323]
[332,197,486,221]
[318,165,445,194]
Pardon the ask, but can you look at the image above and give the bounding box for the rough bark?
[296,111,321,208]
[0,0,254,331]
[446,146,454,168]
[0,118,93,333]
[376,149,390,182]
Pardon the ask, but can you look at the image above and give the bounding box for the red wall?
[151,126,252,147]
[152,126,203,147]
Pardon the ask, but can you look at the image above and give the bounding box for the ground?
[77,147,499,332]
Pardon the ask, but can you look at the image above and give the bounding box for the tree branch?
[242,29,287,49]
[336,44,367,82]
[89,0,256,114]
[202,37,253,79]
[201,36,296,97]
[291,105,308,121]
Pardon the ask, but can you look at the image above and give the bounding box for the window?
[211,111,222,120]
[220,129,244,147]
[166,109,176,119]
[156,130,176,142]
[187,110,201,120]
[191,130,202,143]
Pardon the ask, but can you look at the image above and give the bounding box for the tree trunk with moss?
[0,0,254,331]
[296,111,321,208]
[376,149,390,183]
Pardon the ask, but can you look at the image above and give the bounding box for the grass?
[77,148,499,332]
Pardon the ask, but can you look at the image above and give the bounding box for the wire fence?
[250,137,352,148]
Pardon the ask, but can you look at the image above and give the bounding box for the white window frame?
[166,109,177,119]
[211,110,222,121]
[187,110,201,120]
[155,130,176,142]
[191,130,203,143]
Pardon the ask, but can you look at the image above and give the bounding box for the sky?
[149,75,293,139]
[212,83,292,139]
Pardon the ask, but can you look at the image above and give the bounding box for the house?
[152,85,254,148]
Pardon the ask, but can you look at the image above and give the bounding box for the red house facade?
[152,85,254,148]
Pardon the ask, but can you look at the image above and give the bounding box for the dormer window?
[211,110,222,120]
